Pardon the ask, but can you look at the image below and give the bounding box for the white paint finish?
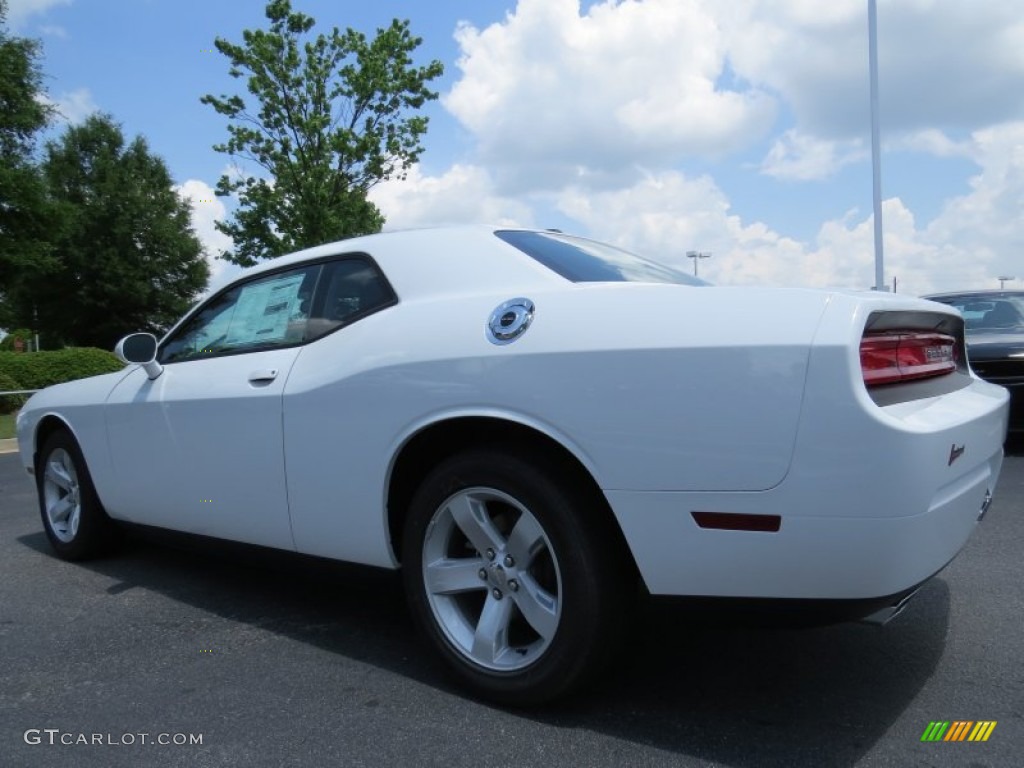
[280,283,828,565]
[779,295,1009,520]
[16,370,133,501]
[605,346,1009,596]
[607,438,1003,599]
[14,227,1011,601]
[102,349,301,549]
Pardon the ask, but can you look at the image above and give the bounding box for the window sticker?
[223,272,306,346]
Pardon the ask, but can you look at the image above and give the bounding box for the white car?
[16,226,1010,703]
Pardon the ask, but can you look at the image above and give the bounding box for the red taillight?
[860,332,957,387]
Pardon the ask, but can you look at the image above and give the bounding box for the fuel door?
[487,298,535,345]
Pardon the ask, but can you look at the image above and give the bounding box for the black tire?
[36,430,119,560]
[402,448,630,705]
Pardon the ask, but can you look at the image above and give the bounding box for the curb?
[0,438,19,455]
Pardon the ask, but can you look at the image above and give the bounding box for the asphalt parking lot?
[1,443,1021,768]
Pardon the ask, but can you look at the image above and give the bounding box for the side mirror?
[114,333,163,380]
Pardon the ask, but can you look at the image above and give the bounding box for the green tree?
[202,0,443,266]
[0,0,59,330]
[20,114,209,349]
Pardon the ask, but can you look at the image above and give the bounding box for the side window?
[305,258,395,339]
[160,265,320,363]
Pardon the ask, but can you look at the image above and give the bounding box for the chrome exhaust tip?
[978,488,993,521]
[859,587,921,626]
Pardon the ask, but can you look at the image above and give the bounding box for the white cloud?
[919,121,1024,290]
[369,164,535,230]
[39,87,97,124]
[4,0,71,29]
[441,0,1024,193]
[430,1,1024,295]
[175,180,237,289]
[890,129,973,160]
[219,162,248,189]
[555,170,819,285]
[560,171,875,290]
[552,115,1024,296]
[723,0,1024,140]
[444,0,776,192]
[760,130,866,180]
[38,24,66,38]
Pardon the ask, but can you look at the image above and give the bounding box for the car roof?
[238,226,565,301]
[925,290,1024,300]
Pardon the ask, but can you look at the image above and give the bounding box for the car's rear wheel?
[37,430,118,560]
[402,449,629,704]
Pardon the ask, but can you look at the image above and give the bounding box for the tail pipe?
[859,587,922,627]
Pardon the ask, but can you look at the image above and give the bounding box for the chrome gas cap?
[487,298,535,345]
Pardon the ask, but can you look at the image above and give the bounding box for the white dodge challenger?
[16,226,1010,703]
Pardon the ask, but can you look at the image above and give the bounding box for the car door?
[103,264,322,550]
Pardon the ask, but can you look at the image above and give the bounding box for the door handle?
[248,369,279,383]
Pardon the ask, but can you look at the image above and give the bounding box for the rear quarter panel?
[281,283,831,566]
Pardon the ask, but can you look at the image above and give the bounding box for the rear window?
[930,295,1024,331]
[495,230,705,286]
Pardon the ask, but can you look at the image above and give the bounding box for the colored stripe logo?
[921,721,997,742]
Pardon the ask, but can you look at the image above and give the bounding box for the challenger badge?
[948,443,965,466]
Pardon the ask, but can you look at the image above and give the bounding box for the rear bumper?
[606,376,1008,600]
[607,448,1001,598]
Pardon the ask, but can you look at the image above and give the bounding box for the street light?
[686,250,711,277]
[998,276,1015,289]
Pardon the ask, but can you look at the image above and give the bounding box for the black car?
[925,290,1024,433]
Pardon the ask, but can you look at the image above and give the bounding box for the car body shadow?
[16,526,950,767]
[527,582,951,765]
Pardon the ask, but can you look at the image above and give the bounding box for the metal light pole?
[869,0,885,291]
[686,250,711,277]
[998,276,1015,289]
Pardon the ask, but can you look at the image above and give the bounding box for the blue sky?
[9,0,1024,295]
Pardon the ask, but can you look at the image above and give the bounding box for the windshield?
[495,230,706,286]
[930,294,1024,332]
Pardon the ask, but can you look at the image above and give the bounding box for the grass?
[0,413,15,440]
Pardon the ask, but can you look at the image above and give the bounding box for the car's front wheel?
[36,430,119,560]
[402,449,629,704]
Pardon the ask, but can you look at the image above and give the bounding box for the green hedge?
[0,348,125,413]
[0,370,27,413]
